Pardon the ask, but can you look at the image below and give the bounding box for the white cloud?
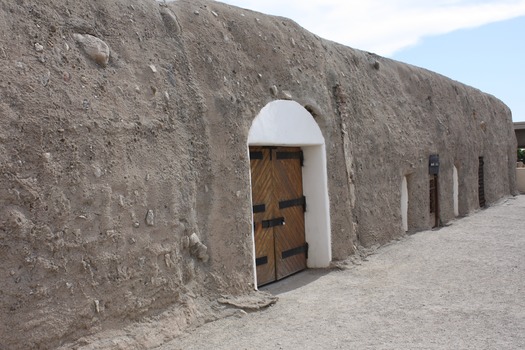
[215,0,525,56]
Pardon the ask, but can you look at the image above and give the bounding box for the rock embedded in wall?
[146,210,155,226]
[188,233,209,262]
[72,33,110,67]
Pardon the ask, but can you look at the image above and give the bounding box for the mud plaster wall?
[0,0,516,348]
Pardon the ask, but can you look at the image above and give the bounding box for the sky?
[216,0,525,122]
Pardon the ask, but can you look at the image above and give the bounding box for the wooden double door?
[250,146,308,286]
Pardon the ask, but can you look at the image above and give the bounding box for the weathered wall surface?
[0,0,516,348]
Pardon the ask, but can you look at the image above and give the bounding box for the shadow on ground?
[260,268,332,295]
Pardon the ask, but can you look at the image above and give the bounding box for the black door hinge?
[279,196,306,212]
[281,242,309,259]
[276,150,304,166]
[261,217,285,229]
[252,204,266,213]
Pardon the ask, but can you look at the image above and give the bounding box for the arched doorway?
[248,100,331,287]
[453,165,459,217]
[401,176,409,232]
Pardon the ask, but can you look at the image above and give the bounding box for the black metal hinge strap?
[252,204,266,213]
[279,196,306,212]
[281,242,309,260]
[249,151,263,160]
[262,217,285,229]
[256,256,268,266]
[263,146,277,160]
[276,151,304,166]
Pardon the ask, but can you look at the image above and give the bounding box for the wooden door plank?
[250,147,277,286]
[273,147,307,280]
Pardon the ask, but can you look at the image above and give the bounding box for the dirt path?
[156,196,525,350]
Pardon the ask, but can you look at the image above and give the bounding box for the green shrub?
[518,149,525,162]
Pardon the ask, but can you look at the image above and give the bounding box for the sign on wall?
[429,154,440,175]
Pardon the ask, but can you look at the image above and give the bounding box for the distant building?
[515,122,525,148]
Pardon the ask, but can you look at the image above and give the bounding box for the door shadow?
[259,268,332,295]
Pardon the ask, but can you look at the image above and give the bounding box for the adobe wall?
[0,0,516,347]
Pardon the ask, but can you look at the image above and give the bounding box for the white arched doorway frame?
[401,176,409,232]
[453,165,459,217]
[247,100,332,287]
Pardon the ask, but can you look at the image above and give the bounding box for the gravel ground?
[157,195,525,350]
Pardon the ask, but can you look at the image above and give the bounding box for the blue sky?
[392,16,525,122]
[216,0,525,121]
